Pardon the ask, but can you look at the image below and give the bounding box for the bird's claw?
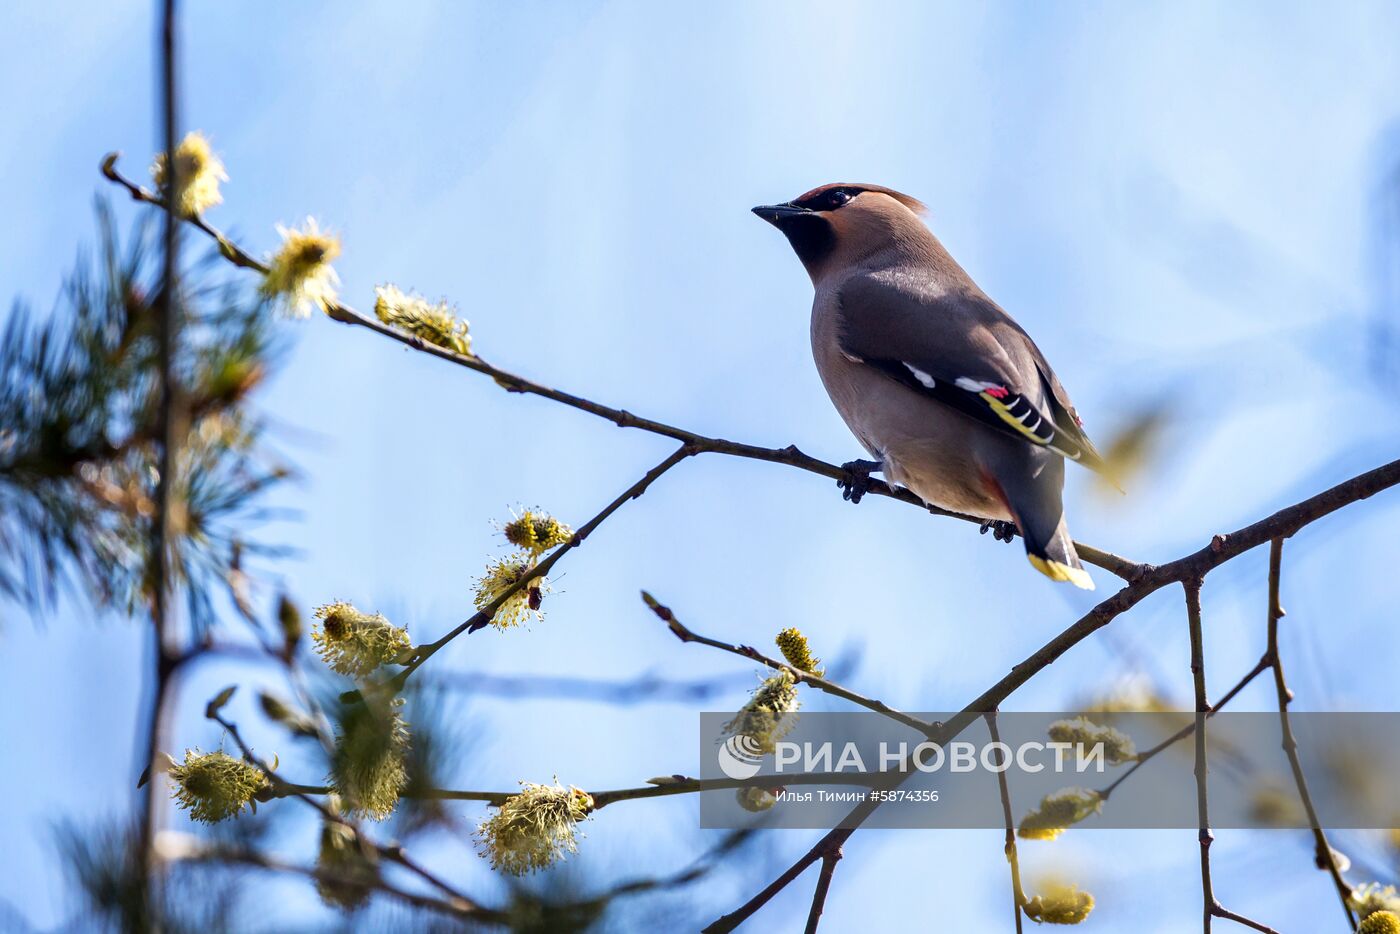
[979,519,1017,543]
[837,459,881,504]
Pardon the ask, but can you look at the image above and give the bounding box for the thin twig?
[1266,538,1356,929]
[641,592,932,735]
[1185,579,1281,934]
[1210,906,1282,934]
[1098,655,1271,802]
[986,711,1025,934]
[191,847,484,922]
[376,443,696,695]
[265,772,879,810]
[710,461,1400,931]
[703,829,857,934]
[1184,577,1215,934]
[210,711,494,917]
[206,639,780,706]
[803,842,844,934]
[97,155,1143,581]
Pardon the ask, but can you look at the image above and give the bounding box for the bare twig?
[378,443,696,695]
[1210,906,1283,934]
[1153,579,1284,934]
[97,155,1143,580]
[210,710,495,918]
[803,842,844,934]
[1098,655,1272,802]
[703,830,857,934]
[710,459,1400,930]
[641,591,931,735]
[190,846,483,922]
[1184,577,1216,934]
[266,772,878,810]
[986,711,1025,934]
[1266,538,1356,929]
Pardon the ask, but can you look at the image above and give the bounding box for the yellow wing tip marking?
[1027,554,1096,590]
[980,392,1049,445]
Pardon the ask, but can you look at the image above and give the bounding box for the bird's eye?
[827,189,853,208]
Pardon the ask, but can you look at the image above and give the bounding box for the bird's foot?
[980,519,1018,543]
[837,459,881,504]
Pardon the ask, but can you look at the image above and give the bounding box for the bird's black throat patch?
[777,214,835,268]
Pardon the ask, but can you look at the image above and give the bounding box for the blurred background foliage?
[0,205,287,631]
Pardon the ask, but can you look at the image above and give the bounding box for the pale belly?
[816,347,1012,521]
[881,437,1012,521]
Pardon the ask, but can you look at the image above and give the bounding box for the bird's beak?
[751,202,811,226]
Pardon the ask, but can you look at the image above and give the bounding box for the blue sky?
[3,2,1400,931]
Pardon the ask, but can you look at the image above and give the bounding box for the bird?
[753,183,1109,589]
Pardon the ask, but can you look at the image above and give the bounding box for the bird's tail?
[1024,522,1095,591]
[1006,466,1095,591]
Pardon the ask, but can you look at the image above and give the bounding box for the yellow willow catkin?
[167,749,266,823]
[474,553,548,629]
[261,217,340,316]
[476,781,594,875]
[329,697,410,821]
[151,131,227,217]
[1023,883,1095,925]
[722,669,800,754]
[500,509,572,556]
[374,284,471,355]
[1360,911,1400,934]
[1046,716,1136,764]
[1017,788,1102,840]
[775,627,824,676]
[312,602,411,677]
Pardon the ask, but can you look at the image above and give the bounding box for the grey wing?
[835,272,1108,474]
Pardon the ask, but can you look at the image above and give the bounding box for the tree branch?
[803,842,843,934]
[96,141,1400,933]
[210,710,495,918]
[1184,577,1216,934]
[641,591,932,736]
[97,155,1142,581]
[1098,655,1272,802]
[140,0,183,903]
[1266,538,1356,929]
[265,772,879,810]
[187,845,488,922]
[986,711,1025,934]
[703,829,857,934]
[375,443,696,695]
[710,458,1400,930]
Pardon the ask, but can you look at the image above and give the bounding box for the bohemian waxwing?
[754,183,1109,589]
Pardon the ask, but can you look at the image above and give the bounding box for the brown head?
[753,183,934,282]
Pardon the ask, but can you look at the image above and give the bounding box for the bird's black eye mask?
[780,188,862,264]
[793,186,863,212]
[753,187,866,266]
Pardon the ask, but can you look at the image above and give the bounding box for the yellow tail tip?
[1027,554,1096,591]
